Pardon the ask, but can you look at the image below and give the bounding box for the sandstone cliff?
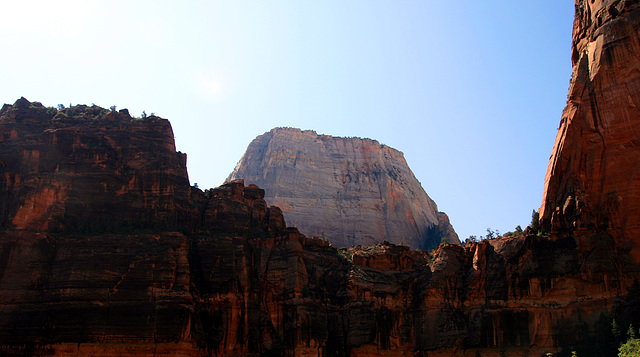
[540,0,640,263]
[0,98,637,356]
[2,2,640,353]
[226,127,459,250]
[0,98,193,233]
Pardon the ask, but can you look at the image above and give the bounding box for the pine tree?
[619,324,640,357]
[613,319,622,344]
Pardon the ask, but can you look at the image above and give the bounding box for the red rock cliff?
[0,98,638,356]
[540,0,640,263]
[0,98,193,233]
[4,3,640,351]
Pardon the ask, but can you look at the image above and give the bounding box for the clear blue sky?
[0,1,575,241]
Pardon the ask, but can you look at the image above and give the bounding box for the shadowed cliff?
[0,1,640,354]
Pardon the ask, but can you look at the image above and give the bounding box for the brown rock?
[227,127,459,250]
[0,221,626,356]
[199,179,285,236]
[0,99,193,233]
[540,0,640,262]
[5,4,640,349]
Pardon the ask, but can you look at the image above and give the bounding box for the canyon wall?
[0,217,628,357]
[227,127,458,250]
[2,2,640,353]
[0,98,193,233]
[0,97,637,356]
[540,0,640,263]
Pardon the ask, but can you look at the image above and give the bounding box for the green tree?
[530,209,541,231]
[485,228,496,240]
[619,325,640,357]
[440,235,449,246]
[619,339,640,357]
[613,319,623,345]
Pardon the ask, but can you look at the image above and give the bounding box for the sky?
[0,1,575,241]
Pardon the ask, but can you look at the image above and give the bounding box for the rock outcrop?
[0,205,631,356]
[4,3,640,352]
[540,0,640,262]
[0,97,637,356]
[226,127,459,250]
[0,99,193,233]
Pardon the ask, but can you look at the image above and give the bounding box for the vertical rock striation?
[227,127,459,250]
[0,98,193,233]
[540,0,640,262]
[0,92,638,355]
[5,2,640,349]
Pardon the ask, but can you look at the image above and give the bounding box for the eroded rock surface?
[5,3,640,349]
[0,99,637,356]
[227,127,458,250]
[540,0,640,263]
[0,99,193,233]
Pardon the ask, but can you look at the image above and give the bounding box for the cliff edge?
[227,127,459,250]
[1,1,640,353]
[0,98,192,233]
[540,0,640,264]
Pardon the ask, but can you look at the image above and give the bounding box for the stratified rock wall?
[540,1,640,262]
[0,99,637,356]
[0,98,193,233]
[227,127,459,249]
[0,208,629,357]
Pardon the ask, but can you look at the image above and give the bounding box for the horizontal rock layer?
[0,206,633,356]
[0,100,635,356]
[227,127,459,250]
[0,99,193,233]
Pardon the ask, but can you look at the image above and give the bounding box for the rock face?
[0,98,638,356]
[226,127,459,250]
[5,5,640,350]
[540,0,640,262]
[0,98,193,233]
